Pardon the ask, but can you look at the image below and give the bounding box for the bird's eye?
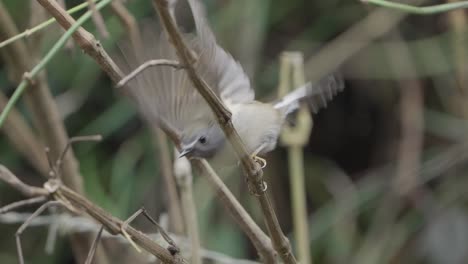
[199,136,207,144]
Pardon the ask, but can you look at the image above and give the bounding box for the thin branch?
[36,0,123,83]
[174,153,202,264]
[361,0,468,14]
[15,201,61,264]
[153,128,185,234]
[86,0,109,38]
[0,166,49,197]
[84,226,104,264]
[0,91,49,176]
[0,197,48,214]
[0,212,261,264]
[192,159,277,263]
[152,1,295,262]
[0,164,188,264]
[0,0,102,49]
[0,0,114,129]
[110,0,142,50]
[116,59,183,88]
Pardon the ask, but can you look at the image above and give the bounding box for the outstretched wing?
[117,0,254,137]
[273,74,344,114]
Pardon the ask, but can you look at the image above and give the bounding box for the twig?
[192,159,277,263]
[304,0,427,81]
[361,0,468,14]
[153,128,185,234]
[278,52,312,264]
[174,153,202,264]
[152,1,296,262]
[84,226,104,264]
[0,0,115,129]
[110,0,142,50]
[86,0,109,38]
[386,33,424,196]
[0,166,49,197]
[0,0,102,49]
[116,59,183,88]
[0,91,49,177]
[0,212,261,264]
[15,201,62,264]
[0,164,188,264]
[0,197,48,214]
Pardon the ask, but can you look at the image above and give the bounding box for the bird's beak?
[178,141,197,158]
[178,147,193,158]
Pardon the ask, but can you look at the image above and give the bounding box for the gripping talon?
[251,155,267,168]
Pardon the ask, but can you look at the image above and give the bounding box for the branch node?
[22,72,35,86]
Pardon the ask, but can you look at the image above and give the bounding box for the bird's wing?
[117,0,254,137]
[273,74,344,114]
[187,0,254,104]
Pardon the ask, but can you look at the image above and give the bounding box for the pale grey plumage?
[118,0,344,159]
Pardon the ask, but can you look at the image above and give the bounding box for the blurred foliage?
[2,0,468,263]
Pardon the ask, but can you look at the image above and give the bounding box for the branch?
[0,0,102,49]
[116,59,183,88]
[0,166,48,197]
[361,0,468,14]
[86,0,109,38]
[0,212,261,264]
[0,164,188,264]
[0,92,49,176]
[152,0,296,262]
[35,0,123,83]
[173,154,202,264]
[192,159,277,263]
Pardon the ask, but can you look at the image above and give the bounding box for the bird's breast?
[227,102,283,154]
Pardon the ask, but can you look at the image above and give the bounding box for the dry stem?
[152,0,296,262]
[0,164,188,264]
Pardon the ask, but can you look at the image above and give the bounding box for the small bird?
[118,0,344,162]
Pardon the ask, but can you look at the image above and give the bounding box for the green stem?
[0,0,112,128]
[363,0,468,15]
[288,146,311,264]
[0,0,101,49]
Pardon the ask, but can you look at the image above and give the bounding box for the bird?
[117,0,344,164]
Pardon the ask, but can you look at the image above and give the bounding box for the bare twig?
[0,91,49,176]
[153,128,185,234]
[192,159,277,263]
[0,212,261,264]
[116,59,183,88]
[86,0,110,38]
[305,0,428,81]
[0,166,49,197]
[174,153,202,264]
[110,0,142,50]
[36,0,123,83]
[0,0,83,192]
[85,226,104,264]
[0,0,99,49]
[0,164,188,264]
[386,33,424,196]
[15,201,61,264]
[152,1,296,262]
[0,197,48,214]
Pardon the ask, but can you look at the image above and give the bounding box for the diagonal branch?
[152,0,296,262]
[0,164,188,264]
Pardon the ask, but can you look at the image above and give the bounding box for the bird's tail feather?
[273,74,344,115]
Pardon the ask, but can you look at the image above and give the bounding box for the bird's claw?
[251,155,267,169]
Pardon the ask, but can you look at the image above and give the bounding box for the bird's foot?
[251,155,267,169]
